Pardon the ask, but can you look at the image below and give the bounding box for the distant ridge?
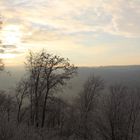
[0,65,140,98]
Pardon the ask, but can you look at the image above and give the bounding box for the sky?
[0,0,140,67]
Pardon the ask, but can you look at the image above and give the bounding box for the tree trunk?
[34,74,40,127]
[30,93,34,125]
[35,97,39,127]
[41,88,49,128]
[17,103,21,123]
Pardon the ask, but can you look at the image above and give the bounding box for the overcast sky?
[0,0,140,66]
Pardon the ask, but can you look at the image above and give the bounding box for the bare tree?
[0,90,14,122]
[95,85,140,140]
[15,78,29,123]
[76,74,104,140]
[125,88,140,140]
[25,50,77,127]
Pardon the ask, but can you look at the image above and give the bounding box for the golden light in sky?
[0,25,23,59]
[0,53,16,59]
[2,25,22,45]
[0,0,140,66]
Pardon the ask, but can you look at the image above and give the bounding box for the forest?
[0,50,140,140]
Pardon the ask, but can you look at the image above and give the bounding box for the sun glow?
[1,25,22,45]
[0,53,16,59]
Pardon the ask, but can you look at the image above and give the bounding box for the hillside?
[0,65,140,98]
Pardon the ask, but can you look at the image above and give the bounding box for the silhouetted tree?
[76,74,104,140]
[25,50,77,127]
[95,85,140,140]
[0,91,14,122]
[15,78,29,123]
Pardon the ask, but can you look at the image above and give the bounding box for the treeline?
[0,50,140,140]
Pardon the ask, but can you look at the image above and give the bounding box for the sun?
[1,25,22,45]
[0,25,23,59]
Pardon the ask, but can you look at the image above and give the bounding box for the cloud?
[0,44,23,57]
[0,0,140,66]
[1,45,17,49]
[0,44,16,54]
[102,0,140,37]
[0,49,4,53]
[0,0,139,42]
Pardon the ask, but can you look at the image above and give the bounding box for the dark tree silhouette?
[15,78,29,123]
[25,50,77,127]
